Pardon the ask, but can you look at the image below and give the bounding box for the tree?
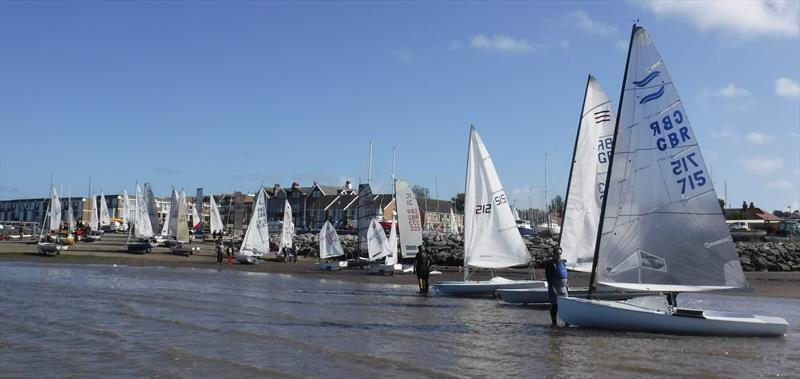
[451,193,465,213]
[550,195,565,218]
[412,185,430,199]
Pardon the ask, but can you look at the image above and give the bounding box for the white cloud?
[766,180,793,189]
[636,0,799,38]
[746,131,772,144]
[738,156,785,174]
[714,83,751,98]
[775,77,800,98]
[470,34,531,53]
[568,10,617,35]
[710,128,738,139]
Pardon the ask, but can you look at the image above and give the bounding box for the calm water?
[1,261,798,378]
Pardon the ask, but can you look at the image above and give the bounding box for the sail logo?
[633,71,665,104]
[594,110,611,124]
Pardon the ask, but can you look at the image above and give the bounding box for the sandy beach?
[2,233,798,298]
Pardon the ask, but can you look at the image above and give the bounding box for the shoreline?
[2,236,799,299]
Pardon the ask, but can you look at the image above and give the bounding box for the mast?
[463,126,474,282]
[557,75,592,246]
[588,24,637,298]
[368,140,374,186]
[544,153,550,234]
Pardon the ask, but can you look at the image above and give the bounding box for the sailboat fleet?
[23,24,788,337]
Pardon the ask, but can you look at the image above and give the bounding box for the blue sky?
[1,1,798,212]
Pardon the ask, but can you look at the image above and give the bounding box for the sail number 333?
[475,194,507,214]
[670,152,706,195]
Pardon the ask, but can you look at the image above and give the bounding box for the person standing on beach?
[226,244,233,264]
[215,243,223,265]
[414,245,432,293]
[545,246,569,326]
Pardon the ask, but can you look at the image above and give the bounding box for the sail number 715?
[670,152,706,194]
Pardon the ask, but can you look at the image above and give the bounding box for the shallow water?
[1,261,798,378]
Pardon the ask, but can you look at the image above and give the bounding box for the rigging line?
[657,100,682,115]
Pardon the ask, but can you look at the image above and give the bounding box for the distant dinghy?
[236,188,269,264]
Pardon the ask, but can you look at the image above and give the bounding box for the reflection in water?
[0,261,798,378]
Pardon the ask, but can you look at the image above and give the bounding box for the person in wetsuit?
[545,246,569,326]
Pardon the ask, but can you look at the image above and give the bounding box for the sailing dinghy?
[318,221,344,270]
[558,25,787,337]
[497,76,651,304]
[209,195,224,236]
[170,190,199,256]
[365,218,394,275]
[127,183,158,253]
[37,186,69,255]
[434,127,544,295]
[236,187,269,264]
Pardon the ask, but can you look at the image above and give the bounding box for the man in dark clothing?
[215,243,223,265]
[544,246,569,325]
[414,245,432,293]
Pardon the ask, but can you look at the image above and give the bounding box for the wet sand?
[2,234,798,298]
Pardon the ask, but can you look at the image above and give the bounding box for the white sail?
[449,208,459,235]
[122,190,130,224]
[166,190,179,237]
[191,206,201,230]
[319,220,344,259]
[512,207,521,220]
[134,184,154,239]
[50,187,61,232]
[67,196,75,232]
[176,191,190,243]
[99,193,111,226]
[356,183,375,253]
[240,188,269,255]
[281,200,294,250]
[144,183,161,233]
[561,76,616,272]
[385,220,398,266]
[209,195,223,234]
[464,127,530,269]
[395,180,423,258]
[194,188,204,228]
[90,194,99,231]
[367,218,390,261]
[595,26,746,292]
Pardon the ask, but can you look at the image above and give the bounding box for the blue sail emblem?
[639,85,665,104]
[633,71,660,87]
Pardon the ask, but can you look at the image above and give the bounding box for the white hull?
[434,277,545,296]
[558,296,787,337]
[236,249,262,264]
[318,262,341,271]
[495,287,654,304]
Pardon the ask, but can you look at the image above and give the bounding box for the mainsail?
[449,208,459,235]
[144,183,161,234]
[319,220,344,259]
[561,76,616,272]
[463,127,530,269]
[176,191,190,243]
[194,188,204,229]
[134,184,154,239]
[50,187,61,232]
[281,200,294,251]
[166,190,179,237]
[395,179,423,258]
[356,183,375,254]
[90,194,99,231]
[99,193,111,226]
[209,195,223,234]
[593,26,746,292]
[67,195,75,232]
[122,190,130,224]
[367,218,390,261]
[385,220,398,266]
[240,188,269,255]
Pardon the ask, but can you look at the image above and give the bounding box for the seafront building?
[0,180,464,232]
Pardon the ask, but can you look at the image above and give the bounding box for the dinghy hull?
[558,296,788,337]
[434,278,545,296]
[495,287,653,304]
[37,243,67,255]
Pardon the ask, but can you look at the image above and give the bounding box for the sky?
[1,0,798,212]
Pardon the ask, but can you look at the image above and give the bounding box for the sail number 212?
[475,194,507,214]
[670,152,706,195]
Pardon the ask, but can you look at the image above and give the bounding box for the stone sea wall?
[286,233,800,272]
